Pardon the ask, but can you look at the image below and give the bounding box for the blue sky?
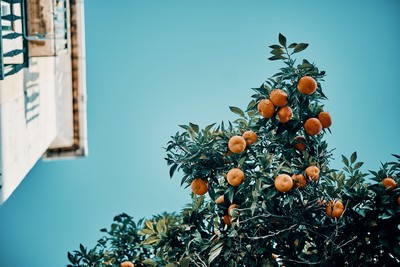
[0,1,399,266]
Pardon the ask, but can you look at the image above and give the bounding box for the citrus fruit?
[274,174,293,192]
[215,195,225,204]
[304,118,322,136]
[228,136,246,154]
[326,200,345,218]
[121,261,135,267]
[293,136,306,151]
[227,168,245,186]
[277,106,293,123]
[223,214,231,225]
[242,130,258,146]
[257,99,275,119]
[318,111,332,128]
[382,177,397,191]
[270,89,288,107]
[228,204,239,216]
[191,178,208,195]
[305,166,320,181]
[292,174,306,188]
[297,76,317,95]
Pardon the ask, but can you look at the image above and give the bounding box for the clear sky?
[0,1,399,266]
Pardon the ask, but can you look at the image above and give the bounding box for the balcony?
[0,0,29,80]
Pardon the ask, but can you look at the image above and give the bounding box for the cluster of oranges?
[274,165,320,193]
[189,75,339,225]
[257,89,292,123]
[258,76,332,137]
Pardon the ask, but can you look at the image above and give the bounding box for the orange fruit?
[257,99,275,119]
[305,166,320,181]
[304,118,322,136]
[223,214,231,225]
[215,195,225,204]
[277,106,293,123]
[326,200,345,218]
[228,136,246,154]
[274,174,293,192]
[293,136,306,151]
[272,253,279,260]
[292,174,306,188]
[191,178,208,195]
[297,76,317,95]
[397,196,400,205]
[318,111,332,128]
[228,204,239,216]
[382,177,397,191]
[121,261,135,267]
[227,168,245,186]
[242,130,258,146]
[269,89,288,107]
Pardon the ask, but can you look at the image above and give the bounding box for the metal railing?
[1,0,68,80]
[0,0,29,80]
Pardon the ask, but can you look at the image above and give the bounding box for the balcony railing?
[1,0,68,80]
[0,0,29,80]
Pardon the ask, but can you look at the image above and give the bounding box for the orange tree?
[68,34,400,267]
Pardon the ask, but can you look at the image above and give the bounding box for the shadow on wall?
[24,61,40,123]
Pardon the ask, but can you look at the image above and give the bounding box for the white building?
[0,0,87,204]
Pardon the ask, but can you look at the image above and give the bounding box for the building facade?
[0,0,87,203]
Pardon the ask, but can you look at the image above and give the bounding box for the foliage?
[68,34,400,267]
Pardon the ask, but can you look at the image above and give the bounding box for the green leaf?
[143,259,157,266]
[354,162,364,170]
[156,219,165,234]
[229,106,245,117]
[169,163,178,178]
[350,151,357,164]
[288,43,297,48]
[140,228,154,235]
[270,48,284,55]
[145,220,154,230]
[209,242,224,263]
[269,44,282,49]
[293,43,309,53]
[189,122,199,133]
[268,55,286,61]
[278,33,287,47]
[165,263,178,267]
[342,155,349,167]
[205,123,216,133]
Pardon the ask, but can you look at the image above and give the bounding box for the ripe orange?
[121,261,135,267]
[223,214,231,225]
[228,204,239,216]
[304,118,322,136]
[277,106,293,123]
[297,76,317,95]
[272,253,279,260]
[228,136,247,154]
[274,174,293,192]
[292,174,306,188]
[257,99,275,119]
[191,178,208,195]
[318,111,332,128]
[215,195,225,204]
[305,166,320,181]
[397,196,400,205]
[269,89,288,107]
[242,130,258,146]
[227,168,245,186]
[326,200,345,218]
[382,177,397,191]
[293,136,306,151]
